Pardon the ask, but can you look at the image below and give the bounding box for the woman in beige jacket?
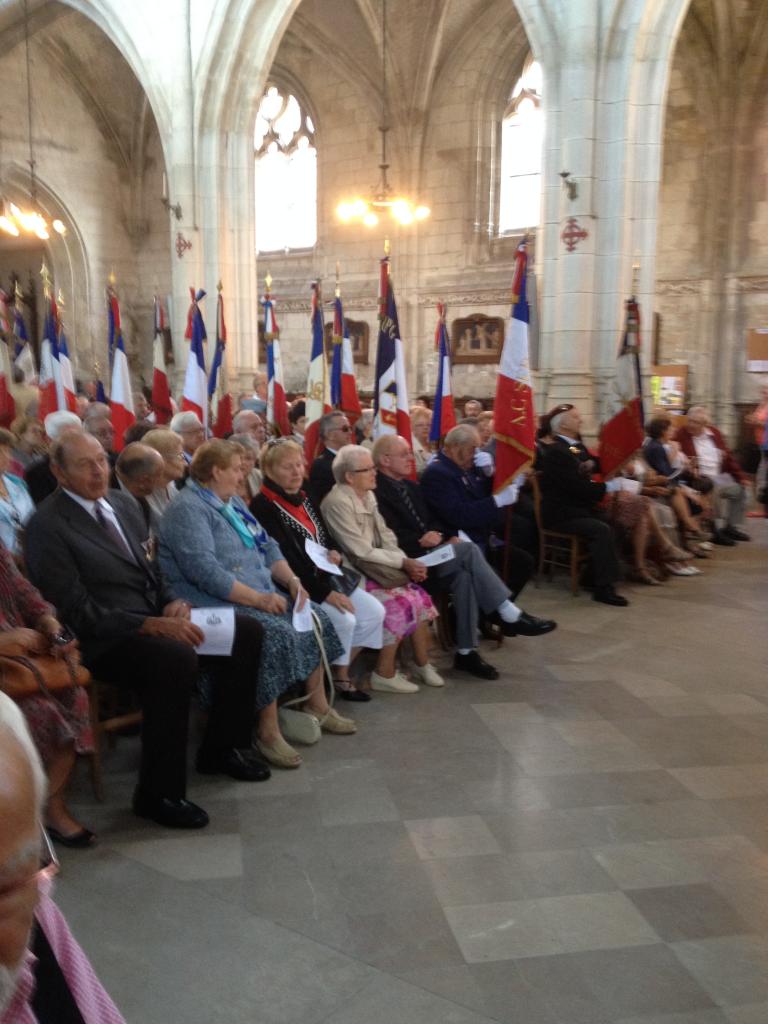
[321,444,444,694]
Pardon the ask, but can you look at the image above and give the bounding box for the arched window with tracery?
[498,60,543,234]
[254,85,317,253]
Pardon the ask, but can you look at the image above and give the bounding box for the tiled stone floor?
[57,525,768,1023]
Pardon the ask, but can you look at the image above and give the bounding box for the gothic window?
[498,60,543,234]
[254,85,317,253]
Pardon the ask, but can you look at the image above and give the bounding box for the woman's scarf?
[260,478,328,545]
[191,481,270,552]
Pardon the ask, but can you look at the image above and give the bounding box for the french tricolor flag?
[493,240,536,490]
[12,300,35,384]
[304,281,331,461]
[0,338,16,428]
[182,288,208,431]
[151,296,172,425]
[110,336,136,451]
[330,294,361,428]
[429,304,456,443]
[263,290,289,437]
[38,302,60,422]
[57,329,78,414]
[373,252,412,446]
[209,290,233,438]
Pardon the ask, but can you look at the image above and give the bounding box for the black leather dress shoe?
[453,650,499,680]
[196,747,271,782]
[132,789,210,829]
[712,530,736,546]
[593,586,629,607]
[493,611,557,637]
[723,526,750,542]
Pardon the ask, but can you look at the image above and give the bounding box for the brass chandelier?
[336,0,429,229]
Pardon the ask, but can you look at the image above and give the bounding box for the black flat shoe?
[712,530,736,546]
[46,826,97,849]
[453,650,499,680]
[196,747,271,782]
[593,586,629,607]
[334,685,372,702]
[723,526,750,542]
[493,611,558,636]
[132,789,210,829]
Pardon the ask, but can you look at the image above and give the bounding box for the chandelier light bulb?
[34,224,49,240]
[363,211,379,228]
[0,215,19,236]
[52,219,66,235]
[415,205,430,220]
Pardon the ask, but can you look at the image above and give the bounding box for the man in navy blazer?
[420,424,536,595]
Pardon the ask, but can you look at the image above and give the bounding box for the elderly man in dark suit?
[307,411,355,505]
[25,433,268,830]
[420,423,537,585]
[374,435,555,678]
[538,405,628,606]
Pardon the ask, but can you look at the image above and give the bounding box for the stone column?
[535,0,690,440]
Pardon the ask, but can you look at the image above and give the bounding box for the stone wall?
[655,5,768,430]
[0,9,171,389]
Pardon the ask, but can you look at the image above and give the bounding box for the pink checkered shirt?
[1,888,124,1024]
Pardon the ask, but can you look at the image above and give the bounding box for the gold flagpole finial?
[40,261,52,300]
[57,289,65,311]
[335,261,340,298]
[264,272,272,293]
[108,268,116,288]
[216,280,223,294]
[14,280,23,302]
[384,238,390,257]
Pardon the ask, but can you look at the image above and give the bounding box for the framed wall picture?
[323,319,370,365]
[451,314,504,364]
[650,364,688,413]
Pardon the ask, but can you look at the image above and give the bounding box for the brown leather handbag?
[0,648,90,699]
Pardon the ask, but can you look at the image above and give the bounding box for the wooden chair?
[88,679,142,802]
[530,474,589,595]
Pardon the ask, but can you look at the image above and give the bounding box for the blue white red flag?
[373,253,412,446]
[151,296,172,425]
[598,296,645,477]
[209,290,233,438]
[109,335,136,451]
[57,327,78,413]
[429,303,456,443]
[0,338,16,427]
[263,288,289,437]
[182,288,208,430]
[38,301,61,422]
[12,291,35,384]
[304,281,331,460]
[107,285,121,370]
[330,294,361,428]
[493,240,536,491]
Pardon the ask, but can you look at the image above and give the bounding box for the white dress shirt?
[63,490,135,552]
[692,430,723,480]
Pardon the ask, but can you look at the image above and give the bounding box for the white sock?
[457,648,472,656]
[497,600,522,623]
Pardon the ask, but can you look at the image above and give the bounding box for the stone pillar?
[536,0,690,440]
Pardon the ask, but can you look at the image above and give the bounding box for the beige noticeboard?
[747,329,768,372]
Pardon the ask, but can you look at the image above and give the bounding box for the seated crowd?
[0,383,757,855]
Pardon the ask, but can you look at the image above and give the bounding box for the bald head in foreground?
[0,694,125,1022]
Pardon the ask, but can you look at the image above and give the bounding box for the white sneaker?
[668,564,702,576]
[370,671,420,693]
[412,663,446,688]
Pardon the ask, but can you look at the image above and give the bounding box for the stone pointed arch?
[2,162,95,375]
